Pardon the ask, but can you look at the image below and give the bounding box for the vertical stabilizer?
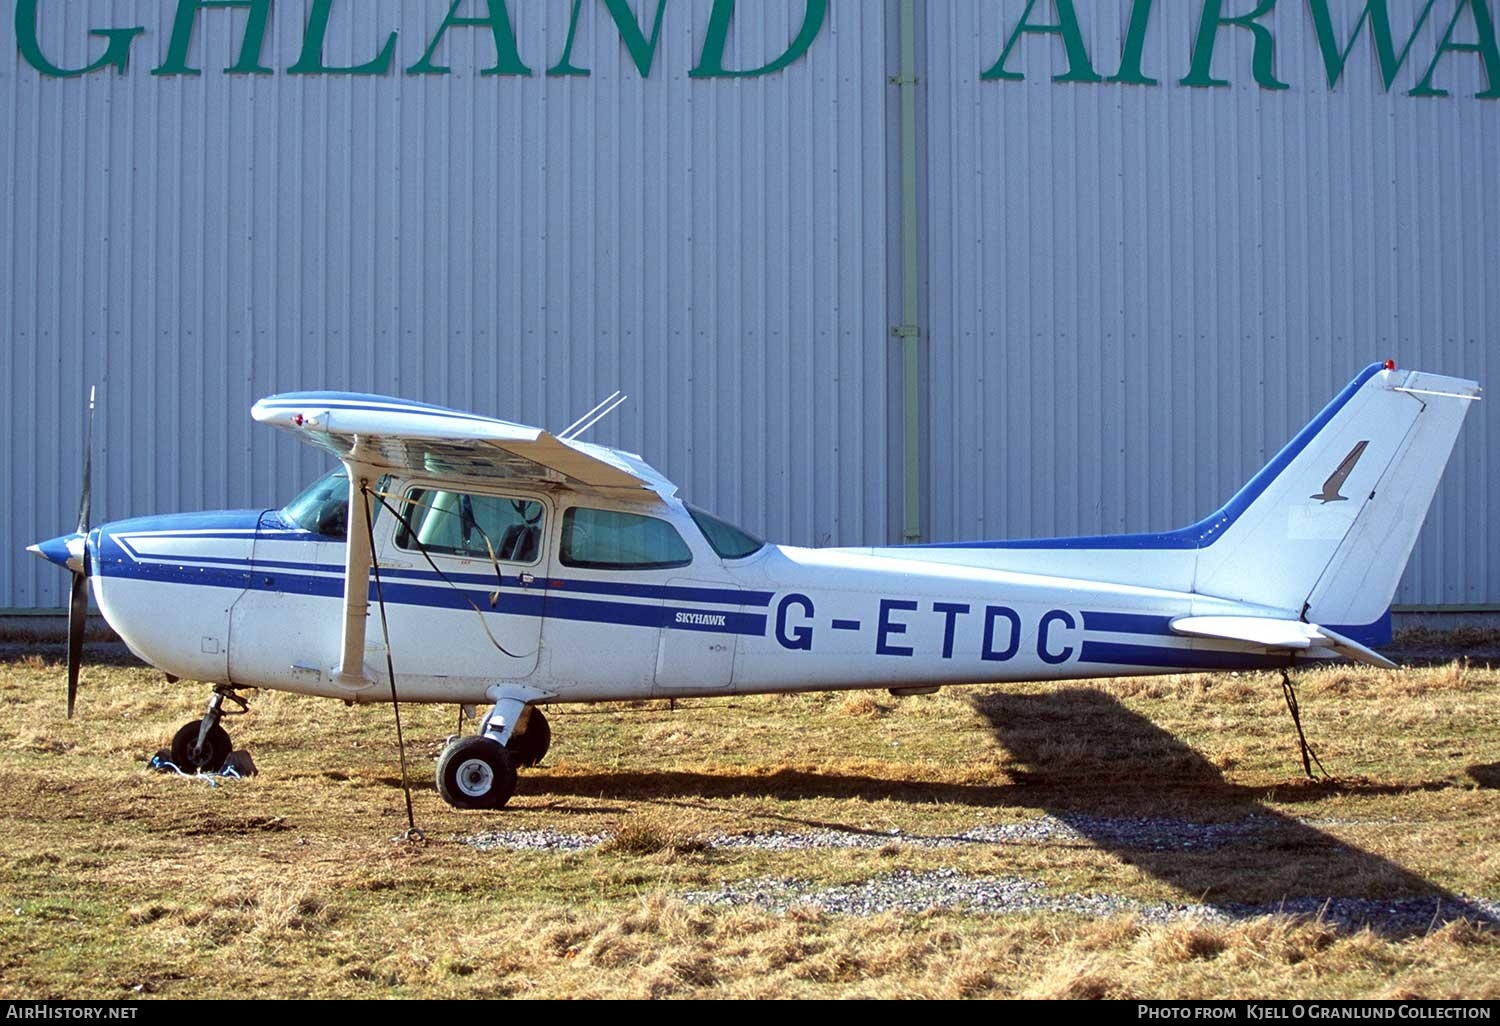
[1191,366,1480,625]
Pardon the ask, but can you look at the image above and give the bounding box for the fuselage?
[48,476,1309,707]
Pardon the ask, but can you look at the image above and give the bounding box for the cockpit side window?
[395,488,545,564]
[560,508,692,571]
[283,469,393,540]
[283,469,350,539]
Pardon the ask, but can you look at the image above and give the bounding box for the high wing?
[252,391,674,689]
[1170,616,1398,670]
[252,392,673,499]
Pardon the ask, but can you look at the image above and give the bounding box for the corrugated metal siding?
[1,0,892,609]
[922,0,1498,607]
[3,1,1497,613]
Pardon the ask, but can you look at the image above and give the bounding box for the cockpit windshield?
[686,504,765,560]
[283,469,351,539]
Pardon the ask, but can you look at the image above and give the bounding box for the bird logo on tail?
[1311,440,1370,503]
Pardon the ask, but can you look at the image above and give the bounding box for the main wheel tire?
[507,709,551,768]
[437,736,518,810]
[170,720,232,773]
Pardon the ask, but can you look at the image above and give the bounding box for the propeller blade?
[68,385,97,717]
[66,571,87,719]
[76,386,96,536]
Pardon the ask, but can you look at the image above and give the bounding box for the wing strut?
[333,458,378,689]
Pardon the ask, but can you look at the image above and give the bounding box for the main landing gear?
[436,687,551,810]
[170,685,249,772]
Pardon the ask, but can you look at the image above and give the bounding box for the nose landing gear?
[169,685,249,772]
[435,686,552,810]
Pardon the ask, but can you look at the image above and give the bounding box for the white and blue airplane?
[29,362,1480,809]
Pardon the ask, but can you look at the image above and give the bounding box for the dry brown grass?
[837,693,890,718]
[599,817,708,857]
[0,649,1495,998]
[1394,626,1500,652]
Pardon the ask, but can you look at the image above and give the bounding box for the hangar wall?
[1,0,1496,613]
[920,0,1499,609]
[1,0,894,610]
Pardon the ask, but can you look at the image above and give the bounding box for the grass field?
[0,643,1496,999]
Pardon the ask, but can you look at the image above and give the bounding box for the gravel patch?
[463,828,608,852]
[710,814,1275,853]
[681,868,1500,933]
[459,813,1278,854]
[457,818,1499,933]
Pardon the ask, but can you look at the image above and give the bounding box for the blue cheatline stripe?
[530,597,767,636]
[1080,611,1175,635]
[1079,641,1286,671]
[107,538,771,607]
[97,558,255,592]
[378,581,547,618]
[909,362,1386,553]
[96,542,765,637]
[542,577,774,607]
[120,548,514,591]
[264,571,345,598]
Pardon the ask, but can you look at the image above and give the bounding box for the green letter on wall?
[550,0,668,77]
[690,0,828,78]
[407,0,532,76]
[1307,0,1439,89]
[15,0,144,77]
[289,0,398,75]
[1410,0,1500,98]
[1109,0,1159,85]
[1181,0,1290,90]
[982,0,1103,83]
[151,0,273,76]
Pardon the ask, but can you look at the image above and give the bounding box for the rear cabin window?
[560,508,692,571]
[396,489,545,564]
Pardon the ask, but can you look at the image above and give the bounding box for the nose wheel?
[436,736,518,809]
[169,685,248,773]
[436,686,550,810]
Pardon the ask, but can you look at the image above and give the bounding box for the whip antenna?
[559,391,627,441]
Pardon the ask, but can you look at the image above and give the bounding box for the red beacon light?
[292,414,305,427]
[1384,359,1397,371]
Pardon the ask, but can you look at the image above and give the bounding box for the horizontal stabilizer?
[1170,616,1398,670]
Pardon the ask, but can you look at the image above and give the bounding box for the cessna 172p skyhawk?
[29,363,1480,809]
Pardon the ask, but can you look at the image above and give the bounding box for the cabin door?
[653,578,743,692]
